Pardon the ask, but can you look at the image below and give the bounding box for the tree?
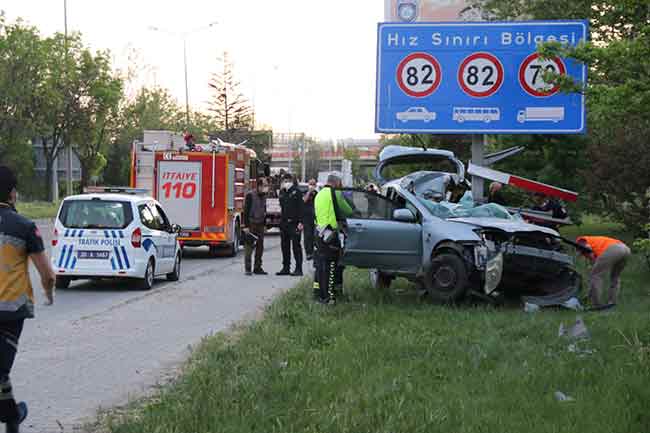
[482,0,650,231]
[105,86,186,186]
[0,15,44,196]
[70,48,123,188]
[208,52,254,140]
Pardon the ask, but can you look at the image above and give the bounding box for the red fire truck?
[130,131,266,256]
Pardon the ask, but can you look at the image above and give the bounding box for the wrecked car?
[338,145,581,304]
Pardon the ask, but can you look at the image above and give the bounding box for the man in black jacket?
[277,173,304,276]
[243,178,268,276]
[302,179,318,261]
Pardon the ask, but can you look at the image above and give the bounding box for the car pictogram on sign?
[396,107,437,123]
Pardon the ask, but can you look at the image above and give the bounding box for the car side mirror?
[171,224,182,234]
[393,208,416,223]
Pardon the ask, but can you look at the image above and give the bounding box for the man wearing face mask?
[302,179,318,261]
[0,166,55,433]
[243,177,269,276]
[277,173,304,276]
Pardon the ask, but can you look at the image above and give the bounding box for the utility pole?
[64,0,73,197]
[183,38,190,127]
[471,134,487,203]
[301,135,306,182]
[149,22,218,129]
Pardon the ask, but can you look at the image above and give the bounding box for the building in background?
[270,134,381,181]
[32,138,81,201]
[385,0,482,22]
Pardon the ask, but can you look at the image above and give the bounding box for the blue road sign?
[375,21,588,134]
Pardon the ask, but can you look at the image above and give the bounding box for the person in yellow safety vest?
[0,166,55,433]
[313,174,354,304]
[576,236,631,307]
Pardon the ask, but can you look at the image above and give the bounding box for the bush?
[633,224,650,270]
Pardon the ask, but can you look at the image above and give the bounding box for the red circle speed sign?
[519,53,567,97]
[396,52,442,98]
[457,52,504,98]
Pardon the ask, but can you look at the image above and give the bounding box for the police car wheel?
[140,259,155,290]
[55,276,71,289]
[167,254,181,281]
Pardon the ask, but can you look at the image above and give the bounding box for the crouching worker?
[576,236,631,307]
[314,174,353,304]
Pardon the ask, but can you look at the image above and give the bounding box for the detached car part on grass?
[339,145,581,304]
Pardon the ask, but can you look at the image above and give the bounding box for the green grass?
[16,201,60,220]
[106,222,650,433]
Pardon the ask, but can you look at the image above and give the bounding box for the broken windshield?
[417,192,515,220]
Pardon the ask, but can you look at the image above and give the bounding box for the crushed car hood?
[374,145,465,185]
[448,217,561,236]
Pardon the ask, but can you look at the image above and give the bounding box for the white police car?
[51,187,182,290]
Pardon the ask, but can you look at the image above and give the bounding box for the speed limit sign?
[519,53,567,97]
[396,53,442,98]
[457,52,504,98]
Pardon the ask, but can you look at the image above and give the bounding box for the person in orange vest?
[576,236,631,307]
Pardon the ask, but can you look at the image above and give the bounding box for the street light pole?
[64,0,73,197]
[149,22,218,129]
[182,37,190,127]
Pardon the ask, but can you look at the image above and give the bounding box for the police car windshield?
[59,200,133,229]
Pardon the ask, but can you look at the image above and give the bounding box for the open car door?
[337,189,422,272]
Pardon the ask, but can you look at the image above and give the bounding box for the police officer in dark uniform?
[0,166,55,433]
[276,173,304,276]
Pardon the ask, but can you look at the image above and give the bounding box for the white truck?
[517,107,565,123]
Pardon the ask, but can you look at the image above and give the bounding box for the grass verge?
[16,201,60,220]
[105,223,650,433]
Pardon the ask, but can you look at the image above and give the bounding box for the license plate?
[77,250,109,260]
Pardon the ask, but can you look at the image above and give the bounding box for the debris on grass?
[561,297,584,311]
[559,316,590,340]
[554,391,575,402]
[524,302,540,313]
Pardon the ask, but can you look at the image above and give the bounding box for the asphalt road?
[18,220,301,433]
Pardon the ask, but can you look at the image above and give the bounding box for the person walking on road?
[576,236,631,307]
[302,179,318,261]
[0,166,55,433]
[243,177,269,276]
[314,174,354,304]
[276,173,304,277]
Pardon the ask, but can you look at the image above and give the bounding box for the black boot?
[6,402,27,433]
[276,268,291,276]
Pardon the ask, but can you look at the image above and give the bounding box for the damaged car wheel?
[426,253,468,303]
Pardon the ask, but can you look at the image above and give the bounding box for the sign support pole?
[471,134,486,203]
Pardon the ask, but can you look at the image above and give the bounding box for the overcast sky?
[3,0,383,139]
